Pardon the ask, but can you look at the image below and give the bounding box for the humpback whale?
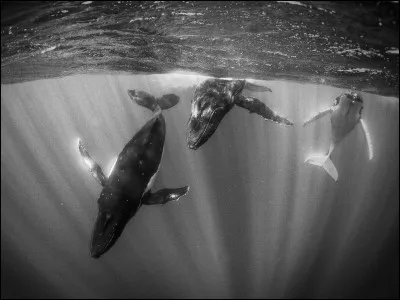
[186,78,294,150]
[78,90,189,258]
[303,91,374,181]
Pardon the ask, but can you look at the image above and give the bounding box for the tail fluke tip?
[305,153,338,182]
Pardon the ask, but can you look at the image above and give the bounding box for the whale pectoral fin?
[235,96,294,126]
[303,107,333,127]
[243,81,272,93]
[360,118,374,160]
[78,138,107,187]
[143,186,190,205]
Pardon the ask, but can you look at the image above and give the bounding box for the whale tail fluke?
[127,89,180,112]
[127,89,158,112]
[157,94,180,110]
[305,154,338,181]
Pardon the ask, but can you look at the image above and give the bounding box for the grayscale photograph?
[1,1,399,299]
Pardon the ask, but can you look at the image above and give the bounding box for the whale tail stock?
[305,144,338,181]
[127,90,180,112]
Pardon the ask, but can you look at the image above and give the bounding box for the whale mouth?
[188,117,211,150]
[90,230,116,259]
[187,107,224,150]
[90,211,121,259]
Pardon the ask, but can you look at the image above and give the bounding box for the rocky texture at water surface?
[1,1,399,97]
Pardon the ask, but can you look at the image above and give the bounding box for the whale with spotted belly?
[78,90,189,258]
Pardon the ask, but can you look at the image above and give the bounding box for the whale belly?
[330,102,360,145]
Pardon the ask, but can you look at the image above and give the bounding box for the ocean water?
[1,74,398,298]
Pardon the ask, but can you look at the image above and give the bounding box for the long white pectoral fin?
[77,138,107,187]
[305,154,338,181]
[360,119,374,160]
[303,107,333,127]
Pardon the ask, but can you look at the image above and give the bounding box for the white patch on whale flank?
[140,124,165,207]
[144,143,163,196]
[107,156,118,178]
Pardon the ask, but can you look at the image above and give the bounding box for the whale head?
[187,88,233,150]
[90,188,134,259]
[337,91,364,118]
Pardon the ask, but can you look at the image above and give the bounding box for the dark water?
[1,1,399,299]
[1,1,399,96]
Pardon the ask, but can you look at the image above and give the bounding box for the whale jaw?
[89,187,138,259]
[90,207,132,259]
[187,106,230,150]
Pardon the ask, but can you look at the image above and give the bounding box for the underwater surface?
[1,1,399,96]
[1,1,399,299]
